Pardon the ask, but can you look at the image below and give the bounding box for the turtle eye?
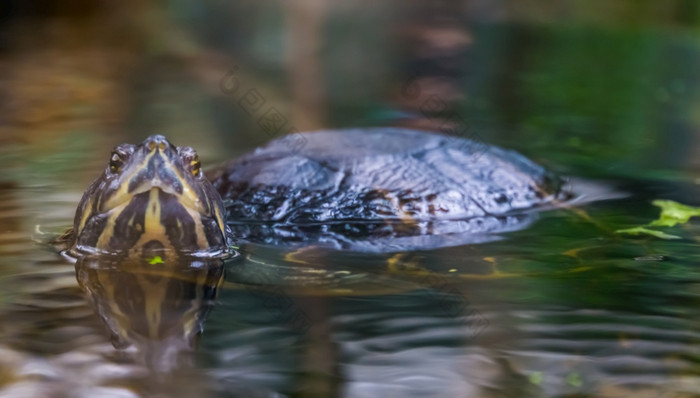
[179,147,201,177]
[108,144,133,174]
[109,151,124,173]
[190,154,201,177]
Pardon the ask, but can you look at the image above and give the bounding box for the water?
[2,175,699,397]
[3,3,700,397]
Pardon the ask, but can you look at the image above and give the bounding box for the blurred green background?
[1,0,700,189]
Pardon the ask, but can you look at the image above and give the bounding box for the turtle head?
[71,135,230,257]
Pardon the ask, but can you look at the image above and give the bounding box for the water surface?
[2,4,700,397]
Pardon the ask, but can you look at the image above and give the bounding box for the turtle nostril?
[145,135,170,152]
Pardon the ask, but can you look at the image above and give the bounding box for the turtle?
[63,128,569,258]
[210,127,567,251]
[63,134,231,259]
[55,131,577,359]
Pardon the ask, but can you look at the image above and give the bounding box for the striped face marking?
[72,135,230,257]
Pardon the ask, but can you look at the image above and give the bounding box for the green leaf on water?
[649,200,700,227]
[615,227,681,240]
[148,256,164,265]
[615,199,700,240]
[528,371,543,385]
[565,372,582,388]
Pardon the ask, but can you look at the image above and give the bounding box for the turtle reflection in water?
[75,256,224,370]
[62,129,570,364]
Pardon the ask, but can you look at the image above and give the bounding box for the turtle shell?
[209,128,566,251]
